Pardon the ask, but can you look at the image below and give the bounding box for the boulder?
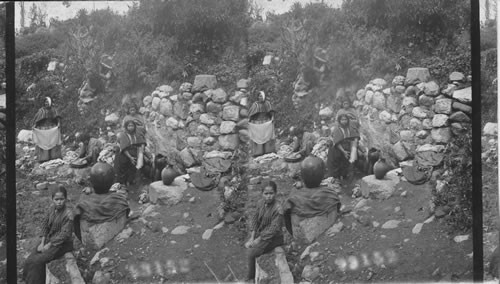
[423,81,440,96]
[418,95,434,107]
[171,225,190,235]
[230,90,246,104]
[200,113,216,125]
[218,134,239,150]
[159,99,173,116]
[182,92,193,100]
[149,177,188,205]
[222,105,240,121]
[196,124,210,136]
[360,172,400,199]
[151,97,161,111]
[143,96,153,106]
[405,68,430,85]
[158,85,174,93]
[449,72,465,82]
[180,148,196,167]
[416,130,429,139]
[409,118,423,130]
[365,90,374,104]
[422,118,433,130]
[319,106,334,118]
[356,89,366,100]
[206,101,223,114]
[17,130,33,143]
[392,75,405,86]
[203,137,216,146]
[211,88,228,103]
[80,216,127,250]
[189,103,205,114]
[432,114,449,128]
[392,141,410,161]
[434,98,453,114]
[187,137,202,148]
[173,101,189,120]
[237,79,249,89]
[104,113,120,124]
[386,95,402,113]
[431,127,452,143]
[46,252,86,284]
[179,82,192,93]
[220,121,237,134]
[239,108,248,118]
[483,123,498,136]
[412,107,428,119]
[203,150,233,159]
[210,125,221,136]
[372,92,386,110]
[165,117,180,129]
[371,78,387,88]
[452,87,471,104]
[402,96,418,108]
[381,220,401,229]
[192,75,217,91]
[449,111,471,123]
[452,101,472,114]
[291,210,338,243]
[239,129,250,143]
[379,111,392,123]
[394,85,406,94]
[441,84,458,97]
[451,122,467,136]
[192,92,209,103]
[417,144,445,153]
[400,130,414,141]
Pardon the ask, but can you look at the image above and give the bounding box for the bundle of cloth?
[282,187,341,236]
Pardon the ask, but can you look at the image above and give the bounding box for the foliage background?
[13,0,491,233]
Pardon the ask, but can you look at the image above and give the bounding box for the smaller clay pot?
[373,158,390,180]
[161,167,179,185]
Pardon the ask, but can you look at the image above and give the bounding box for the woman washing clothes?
[327,113,360,185]
[32,97,62,162]
[248,91,276,157]
[115,119,147,186]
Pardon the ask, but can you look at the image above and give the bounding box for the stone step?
[256,246,294,284]
[46,252,85,284]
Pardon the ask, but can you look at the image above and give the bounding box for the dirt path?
[13,154,476,283]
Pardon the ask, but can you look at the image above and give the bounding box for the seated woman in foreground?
[23,186,74,284]
[245,181,284,282]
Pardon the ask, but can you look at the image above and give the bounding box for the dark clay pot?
[373,158,390,179]
[301,156,325,188]
[162,167,179,185]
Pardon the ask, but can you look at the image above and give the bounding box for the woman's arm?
[124,149,136,165]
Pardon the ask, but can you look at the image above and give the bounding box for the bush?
[16,30,64,58]
[434,130,472,232]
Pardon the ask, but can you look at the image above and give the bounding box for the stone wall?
[320,68,472,167]
[138,75,250,168]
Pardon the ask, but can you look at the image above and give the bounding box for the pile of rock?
[348,68,471,166]
[137,75,250,169]
[482,122,498,164]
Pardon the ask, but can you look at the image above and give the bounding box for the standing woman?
[122,103,146,142]
[248,91,276,157]
[32,97,62,162]
[23,186,74,284]
[327,114,360,183]
[114,119,146,186]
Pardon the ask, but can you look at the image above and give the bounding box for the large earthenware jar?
[373,158,390,180]
[300,156,325,188]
